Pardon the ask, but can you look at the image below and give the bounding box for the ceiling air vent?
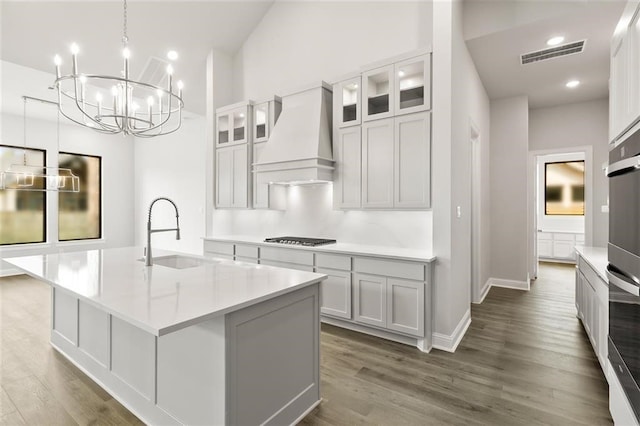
[137,56,170,88]
[521,40,586,65]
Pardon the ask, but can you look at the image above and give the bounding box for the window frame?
[0,144,48,246]
[544,160,585,216]
[57,151,103,242]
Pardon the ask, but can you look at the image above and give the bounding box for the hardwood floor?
[0,262,610,425]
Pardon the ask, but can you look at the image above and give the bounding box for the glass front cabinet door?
[394,54,431,115]
[253,97,282,143]
[334,77,361,128]
[216,103,252,146]
[362,65,395,122]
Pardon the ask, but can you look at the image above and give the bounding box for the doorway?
[528,147,593,278]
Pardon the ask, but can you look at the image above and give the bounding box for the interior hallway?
[0,263,610,425]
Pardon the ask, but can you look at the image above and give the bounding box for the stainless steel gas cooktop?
[264,236,337,247]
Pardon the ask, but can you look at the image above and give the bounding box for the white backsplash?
[211,184,432,250]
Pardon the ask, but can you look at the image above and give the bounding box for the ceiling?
[465,1,625,109]
[0,1,274,116]
[0,1,627,116]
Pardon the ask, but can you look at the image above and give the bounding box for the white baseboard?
[488,277,530,291]
[432,308,471,353]
[475,279,492,304]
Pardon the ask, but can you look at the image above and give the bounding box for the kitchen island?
[4,247,327,426]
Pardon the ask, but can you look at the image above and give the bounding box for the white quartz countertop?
[4,247,326,336]
[575,245,608,282]
[203,235,436,263]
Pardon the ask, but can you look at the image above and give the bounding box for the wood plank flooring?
[0,262,610,425]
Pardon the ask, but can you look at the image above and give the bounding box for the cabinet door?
[216,112,231,146]
[611,34,629,142]
[253,102,270,143]
[334,126,362,209]
[362,65,394,121]
[353,273,386,328]
[387,278,424,337]
[253,142,268,209]
[598,291,608,367]
[538,240,553,258]
[553,240,575,260]
[334,77,361,128]
[575,266,581,315]
[394,112,430,208]
[394,55,431,116]
[216,145,249,208]
[317,268,352,320]
[362,118,394,208]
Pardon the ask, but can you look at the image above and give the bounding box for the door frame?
[470,120,481,303]
[528,145,593,278]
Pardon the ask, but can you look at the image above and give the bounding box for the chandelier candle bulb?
[54,55,61,79]
[70,43,79,75]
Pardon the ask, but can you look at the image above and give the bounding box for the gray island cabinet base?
[5,247,323,426]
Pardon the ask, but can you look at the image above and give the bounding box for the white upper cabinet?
[216,102,252,147]
[362,118,395,208]
[333,126,362,209]
[334,77,361,128]
[362,65,395,121]
[253,96,282,143]
[610,2,640,143]
[216,144,250,209]
[394,112,431,209]
[394,55,430,116]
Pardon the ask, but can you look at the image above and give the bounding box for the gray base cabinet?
[203,239,432,351]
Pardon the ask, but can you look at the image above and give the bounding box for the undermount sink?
[138,255,218,269]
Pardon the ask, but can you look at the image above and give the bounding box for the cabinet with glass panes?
[215,101,253,147]
[333,75,361,128]
[253,96,282,143]
[361,53,430,122]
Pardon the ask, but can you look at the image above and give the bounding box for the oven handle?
[607,265,640,296]
[606,155,640,177]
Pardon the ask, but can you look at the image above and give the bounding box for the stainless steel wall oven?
[607,128,640,421]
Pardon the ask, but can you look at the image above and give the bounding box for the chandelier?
[52,0,184,138]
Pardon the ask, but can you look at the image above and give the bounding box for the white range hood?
[254,81,334,185]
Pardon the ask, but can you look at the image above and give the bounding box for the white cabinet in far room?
[394,54,431,116]
[216,144,250,209]
[334,76,361,128]
[362,118,394,208]
[362,65,395,121]
[537,231,583,262]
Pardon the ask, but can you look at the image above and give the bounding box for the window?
[58,152,101,241]
[545,161,585,216]
[0,145,47,245]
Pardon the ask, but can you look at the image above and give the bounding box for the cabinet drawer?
[554,233,576,242]
[235,256,258,264]
[259,260,314,272]
[538,232,552,241]
[203,240,234,256]
[260,247,314,266]
[576,234,585,243]
[579,257,605,295]
[235,244,258,259]
[316,253,351,271]
[553,241,576,259]
[353,257,424,281]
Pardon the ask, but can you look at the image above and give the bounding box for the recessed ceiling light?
[566,80,580,88]
[547,36,565,46]
[167,50,178,61]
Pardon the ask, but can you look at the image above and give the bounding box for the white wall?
[529,98,609,247]
[0,62,135,275]
[133,114,207,255]
[490,96,529,284]
[206,1,435,250]
[233,1,433,100]
[430,0,491,342]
